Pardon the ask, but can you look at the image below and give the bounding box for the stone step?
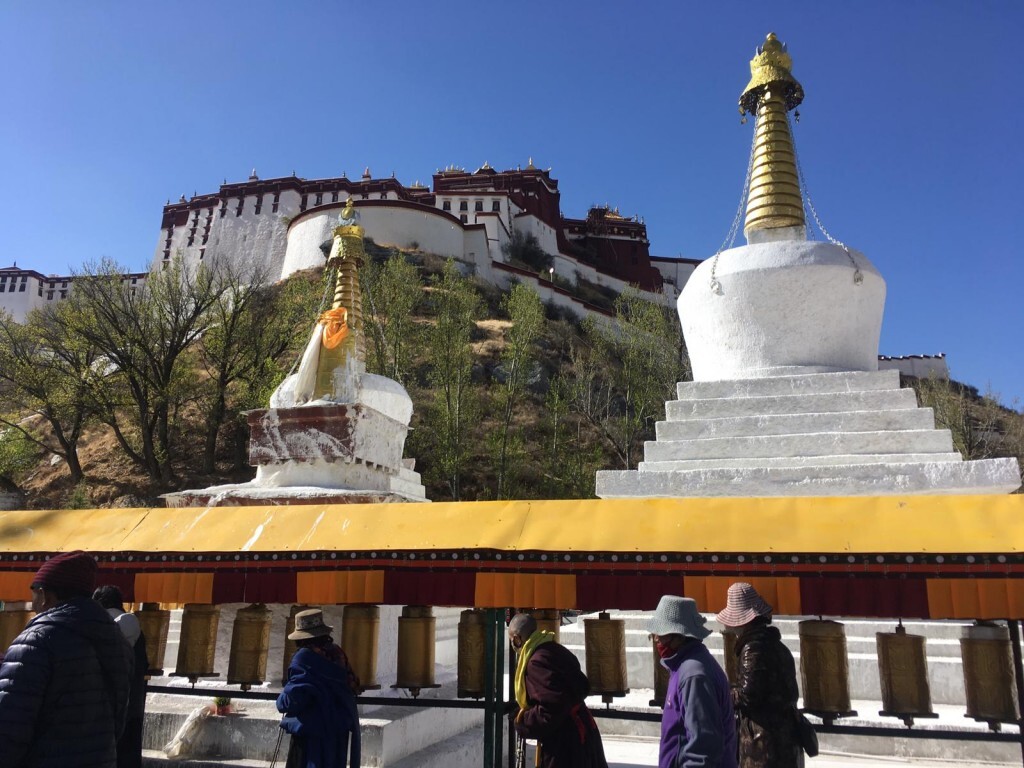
[143,686,481,766]
[655,407,936,441]
[675,369,900,401]
[643,429,955,462]
[595,457,1022,497]
[665,387,919,421]
[638,452,963,471]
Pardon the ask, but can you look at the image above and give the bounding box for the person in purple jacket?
[650,595,737,768]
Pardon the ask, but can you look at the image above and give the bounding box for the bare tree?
[0,306,102,483]
[569,288,687,469]
[63,256,225,483]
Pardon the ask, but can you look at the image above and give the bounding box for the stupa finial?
[740,32,806,240]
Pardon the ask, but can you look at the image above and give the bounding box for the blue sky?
[2,2,1021,406]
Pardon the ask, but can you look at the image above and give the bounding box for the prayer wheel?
[227,603,271,690]
[173,604,221,683]
[876,624,936,725]
[0,609,31,653]
[281,604,311,684]
[799,620,856,721]
[457,609,487,699]
[134,603,170,675]
[649,636,670,707]
[584,612,628,704]
[342,604,381,691]
[961,622,1020,728]
[530,609,560,642]
[393,605,440,696]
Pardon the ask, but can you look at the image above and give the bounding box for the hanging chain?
[788,113,863,285]
[708,118,758,295]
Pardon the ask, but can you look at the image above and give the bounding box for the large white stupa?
[597,33,1020,498]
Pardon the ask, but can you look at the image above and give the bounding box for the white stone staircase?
[596,369,1021,497]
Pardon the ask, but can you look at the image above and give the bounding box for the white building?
[0,264,147,323]
[152,163,699,318]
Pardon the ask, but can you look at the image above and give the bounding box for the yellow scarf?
[514,629,555,709]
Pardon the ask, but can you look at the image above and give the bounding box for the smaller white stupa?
[166,200,426,507]
[597,33,1020,498]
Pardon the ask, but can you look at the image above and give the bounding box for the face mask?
[655,639,677,659]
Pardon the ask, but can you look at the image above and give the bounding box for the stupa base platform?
[597,369,1021,498]
[163,480,426,508]
[597,457,1022,498]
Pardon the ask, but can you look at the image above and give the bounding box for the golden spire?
[740,32,806,240]
[314,199,366,398]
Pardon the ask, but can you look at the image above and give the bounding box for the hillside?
[4,245,1022,509]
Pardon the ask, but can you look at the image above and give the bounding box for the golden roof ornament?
[740,32,807,240]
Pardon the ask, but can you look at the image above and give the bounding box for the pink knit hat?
[715,582,772,627]
[31,551,98,597]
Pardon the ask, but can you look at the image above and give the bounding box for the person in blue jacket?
[650,595,737,768]
[277,609,360,768]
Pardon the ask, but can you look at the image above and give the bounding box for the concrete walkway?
[603,736,1022,768]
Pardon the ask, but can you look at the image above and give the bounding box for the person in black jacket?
[0,551,132,768]
[94,584,148,768]
[716,583,802,768]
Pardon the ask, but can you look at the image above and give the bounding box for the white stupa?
[165,200,427,507]
[597,33,1020,498]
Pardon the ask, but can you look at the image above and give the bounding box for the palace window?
[442,201,451,211]
[7,284,14,292]
[475,201,483,212]
[46,290,54,300]
[380,192,387,199]
[0,276,5,284]
[459,200,468,211]
[460,214,468,223]
[254,195,262,215]
[235,198,244,216]
[273,191,281,213]
[315,192,323,206]
[60,290,68,298]
[332,191,339,203]
[18,283,25,292]
[492,200,501,211]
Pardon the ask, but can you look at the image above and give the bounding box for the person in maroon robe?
[509,613,608,768]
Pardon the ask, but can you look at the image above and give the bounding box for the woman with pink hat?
[716,583,801,768]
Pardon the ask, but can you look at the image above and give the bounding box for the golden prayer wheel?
[281,604,311,684]
[342,604,381,691]
[134,603,170,675]
[649,636,670,708]
[799,620,856,721]
[722,630,739,685]
[457,609,487,699]
[961,622,1020,728]
[393,605,440,697]
[227,604,271,690]
[584,611,629,704]
[0,609,32,653]
[530,609,560,643]
[876,624,936,725]
[173,604,221,684]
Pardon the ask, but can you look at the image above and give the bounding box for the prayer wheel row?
[130,604,633,701]
[735,619,1019,729]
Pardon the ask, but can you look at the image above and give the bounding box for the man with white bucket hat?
[650,595,737,768]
